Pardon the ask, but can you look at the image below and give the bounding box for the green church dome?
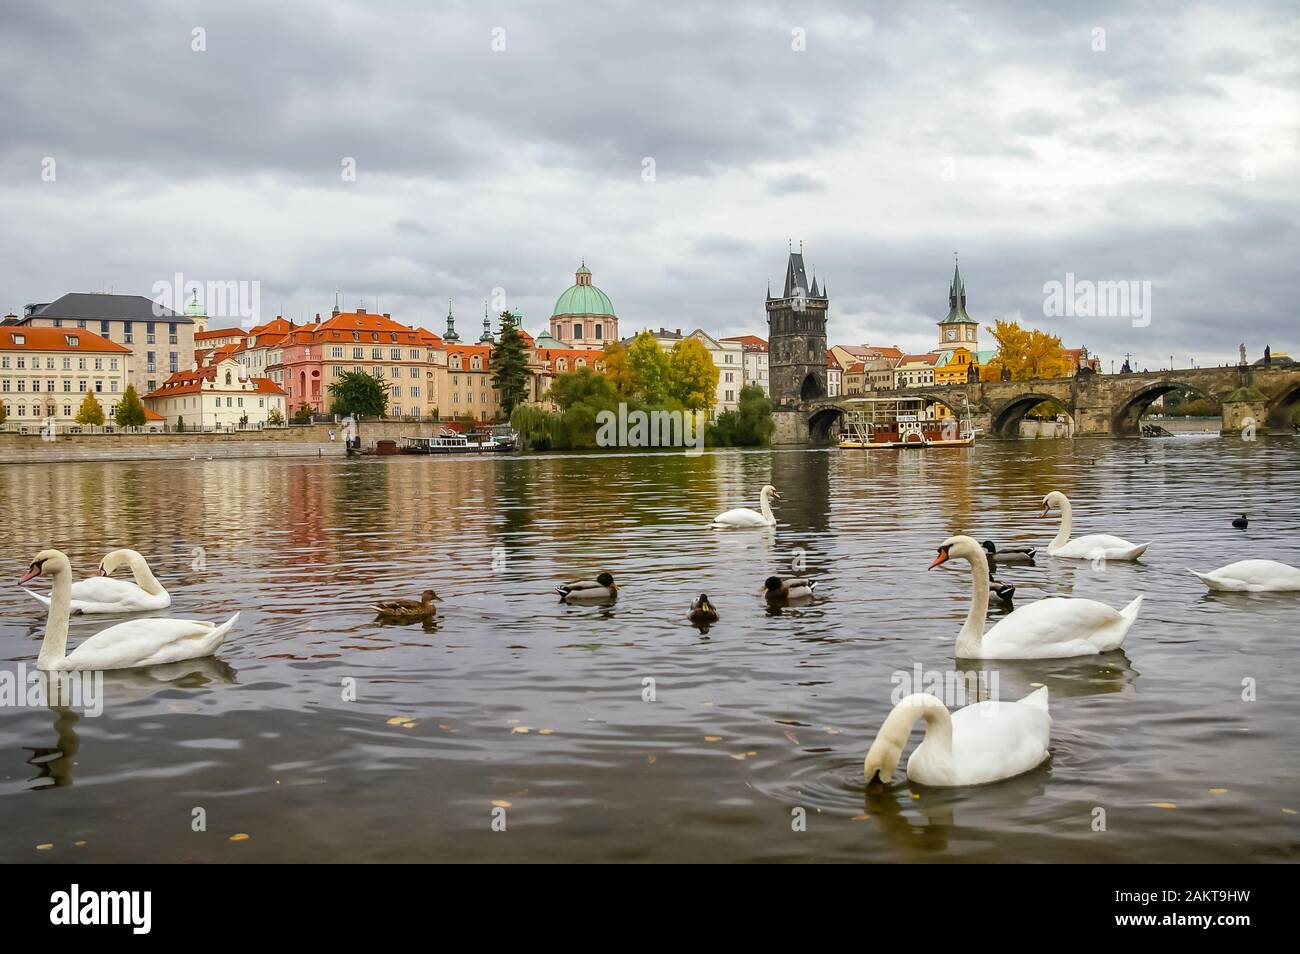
[552,263,615,317]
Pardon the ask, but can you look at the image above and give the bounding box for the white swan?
[864,687,1051,787]
[24,548,170,613]
[1189,560,1300,592]
[1042,490,1150,561]
[712,484,779,528]
[18,549,238,671]
[931,535,1142,658]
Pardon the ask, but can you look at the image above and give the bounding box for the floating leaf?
[1282,808,1296,815]
[704,736,721,743]
[36,843,53,851]
[646,755,657,764]
[538,729,555,736]
[784,731,799,745]
[74,841,87,847]
[851,814,871,822]
[491,799,512,809]
[386,716,416,726]
[229,833,250,841]
[1209,788,1228,795]
[1148,802,1177,809]
[511,726,531,734]
[730,753,747,760]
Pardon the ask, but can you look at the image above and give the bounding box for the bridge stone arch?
[1266,380,1300,431]
[807,402,848,441]
[1112,379,1216,437]
[989,393,1074,439]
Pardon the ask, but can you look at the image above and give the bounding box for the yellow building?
[933,346,976,386]
[1,325,131,423]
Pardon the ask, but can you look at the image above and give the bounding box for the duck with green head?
[557,572,618,602]
[761,575,817,604]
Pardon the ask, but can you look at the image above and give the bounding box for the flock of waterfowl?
[14,481,1300,791]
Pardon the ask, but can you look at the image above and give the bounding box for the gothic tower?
[766,244,829,407]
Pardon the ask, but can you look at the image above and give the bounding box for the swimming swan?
[931,535,1142,658]
[1189,560,1300,592]
[864,687,1051,787]
[713,485,779,528]
[24,548,170,614]
[19,549,238,671]
[1041,491,1151,561]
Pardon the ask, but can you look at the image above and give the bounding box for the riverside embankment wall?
[0,421,445,465]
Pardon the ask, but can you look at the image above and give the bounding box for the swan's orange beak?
[927,548,949,570]
[17,564,40,585]
[1040,502,1051,517]
[771,489,781,499]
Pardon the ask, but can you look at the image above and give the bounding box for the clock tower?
[937,258,979,353]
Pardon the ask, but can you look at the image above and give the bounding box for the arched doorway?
[800,373,825,401]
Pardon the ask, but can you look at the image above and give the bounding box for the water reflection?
[1,436,1298,861]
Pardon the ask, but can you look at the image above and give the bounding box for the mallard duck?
[1232,513,1248,530]
[688,593,719,625]
[990,577,1016,603]
[371,589,442,619]
[980,540,1036,564]
[557,572,618,602]
[761,575,816,604]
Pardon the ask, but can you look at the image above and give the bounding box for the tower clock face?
[946,328,956,341]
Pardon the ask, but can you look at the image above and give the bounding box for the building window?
[573,323,583,340]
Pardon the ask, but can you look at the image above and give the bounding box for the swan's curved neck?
[38,568,72,669]
[957,547,991,657]
[126,552,165,595]
[1051,498,1073,550]
[759,492,774,523]
[876,694,954,772]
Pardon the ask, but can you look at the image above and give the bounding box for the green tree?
[266,407,284,426]
[709,385,774,446]
[114,385,146,427]
[491,311,530,418]
[627,331,670,403]
[75,392,105,425]
[328,370,390,417]
[666,337,720,411]
[600,341,637,396]
[548,366,618,410]
[176,416,185,432]
[291,403,314,423]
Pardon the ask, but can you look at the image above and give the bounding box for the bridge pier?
[772,410,811,445]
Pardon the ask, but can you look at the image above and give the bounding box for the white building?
[144,355,287,429]
[720,335,769,395]
[0,325,131,423]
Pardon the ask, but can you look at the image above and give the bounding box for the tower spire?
[444,297,460,342]
[479,299,495,343]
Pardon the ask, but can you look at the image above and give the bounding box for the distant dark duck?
[981,540,1036,564]
[761,575,817,604]
[688,593,719,626]
[558,572,618,602]
[1232,514,1249,530]
[990,577,1016,604]
[372,589,442,620]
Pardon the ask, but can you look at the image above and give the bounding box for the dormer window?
[65,335,78,347]
[12,334,24,345]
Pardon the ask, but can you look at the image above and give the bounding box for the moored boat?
[837,395,975,449]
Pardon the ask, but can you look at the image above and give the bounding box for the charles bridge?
[776,364,1300,443]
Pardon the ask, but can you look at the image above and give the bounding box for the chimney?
[357,307,367,315]
[676,328,681,336]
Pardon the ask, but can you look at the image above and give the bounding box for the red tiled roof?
[720,334,768,351]
[1,326,131,354]
[145,362,285,398]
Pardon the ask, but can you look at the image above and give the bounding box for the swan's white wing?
[1191,559,1300,591]
[980,597,1133,658]
[70,577,144,603]
[61,614,238,671]
[942,698,1052,785]
[1053,534,1149,560]
[712,507,766,526]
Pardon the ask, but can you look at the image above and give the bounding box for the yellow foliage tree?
[980,319,1074,382]
[600,341,637,397]
[75,392,105,425]
[667,337,720,411]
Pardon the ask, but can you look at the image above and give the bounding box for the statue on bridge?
[1239,343,1247,367]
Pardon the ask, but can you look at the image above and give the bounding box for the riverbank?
[0,420,444,464]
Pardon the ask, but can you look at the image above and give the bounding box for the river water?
[1,435,1297,862]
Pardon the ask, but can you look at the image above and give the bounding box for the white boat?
[837,395,975,449]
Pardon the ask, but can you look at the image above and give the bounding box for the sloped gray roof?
[31,293,187,322]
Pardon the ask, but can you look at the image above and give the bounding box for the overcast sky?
[1,1,1296,371]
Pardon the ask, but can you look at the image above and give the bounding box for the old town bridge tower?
[766,244,829,408]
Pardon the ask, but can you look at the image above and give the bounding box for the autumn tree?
[666,337,720,411]
[980,319,1074,381]
[600,341,637,397]
[626,331,670,403]
[75,392,105,425]
[114,385,147,427]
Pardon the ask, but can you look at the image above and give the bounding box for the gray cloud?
[1,0,1296,372]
